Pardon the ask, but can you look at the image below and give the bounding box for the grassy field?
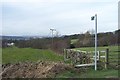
[71,39,79,44]
[75,46,119,66]
[56,46,119,78]
[2,47,63,64]
[75,46,119,52]
[56,69,118,78]
[0,48,1,64]
[2,46,119,78]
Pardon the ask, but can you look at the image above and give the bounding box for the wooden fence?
[64,49,109,69]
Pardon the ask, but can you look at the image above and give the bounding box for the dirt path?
[2,61,72,78]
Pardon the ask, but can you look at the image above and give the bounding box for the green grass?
[0,48,2,64]
[56,69,118,78]
[75,46,118,52]
[2,46,119,78]
[75,46,119,65]
[71,39,79,44]
[55,46,119,78]
[2,47,64,64]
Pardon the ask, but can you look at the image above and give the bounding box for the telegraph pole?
[50,28,56,48]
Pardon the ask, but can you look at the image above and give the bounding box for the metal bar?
[100,56,105,58]
[100,51,106,53]
[75,63,95,67]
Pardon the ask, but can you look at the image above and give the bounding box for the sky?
[1,0,119,36]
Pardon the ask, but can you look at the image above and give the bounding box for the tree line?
[2,29,119,54]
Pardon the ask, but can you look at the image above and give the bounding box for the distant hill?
[1,36,30,40]
[1,35,45,40]
[1,29,119,41]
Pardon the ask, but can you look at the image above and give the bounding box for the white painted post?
[95,14,97,71]
[98,51,100,60]
[91,14,98,70]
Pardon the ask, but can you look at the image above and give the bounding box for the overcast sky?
[1,0,119,36]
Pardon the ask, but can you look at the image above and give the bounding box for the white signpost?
[91,14,98,71]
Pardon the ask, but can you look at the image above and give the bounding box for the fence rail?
[64,49,109,69]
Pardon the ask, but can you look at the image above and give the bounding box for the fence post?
[64,49,66,62]
[98,51,100,60]
[105,48,109,69]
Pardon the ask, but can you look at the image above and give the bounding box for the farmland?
[56,69,118,78]
[75,46,119,66]
[2,47,63,64]
[2,46,119,78]
[71,39,79,44]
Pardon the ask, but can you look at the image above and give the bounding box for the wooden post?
[105,48,109,69]
[70,50,73,65]
[64,49,66,62]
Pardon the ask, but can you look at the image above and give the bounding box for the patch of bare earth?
[2,61,72,78]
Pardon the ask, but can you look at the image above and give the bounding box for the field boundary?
[64,49,109,69]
